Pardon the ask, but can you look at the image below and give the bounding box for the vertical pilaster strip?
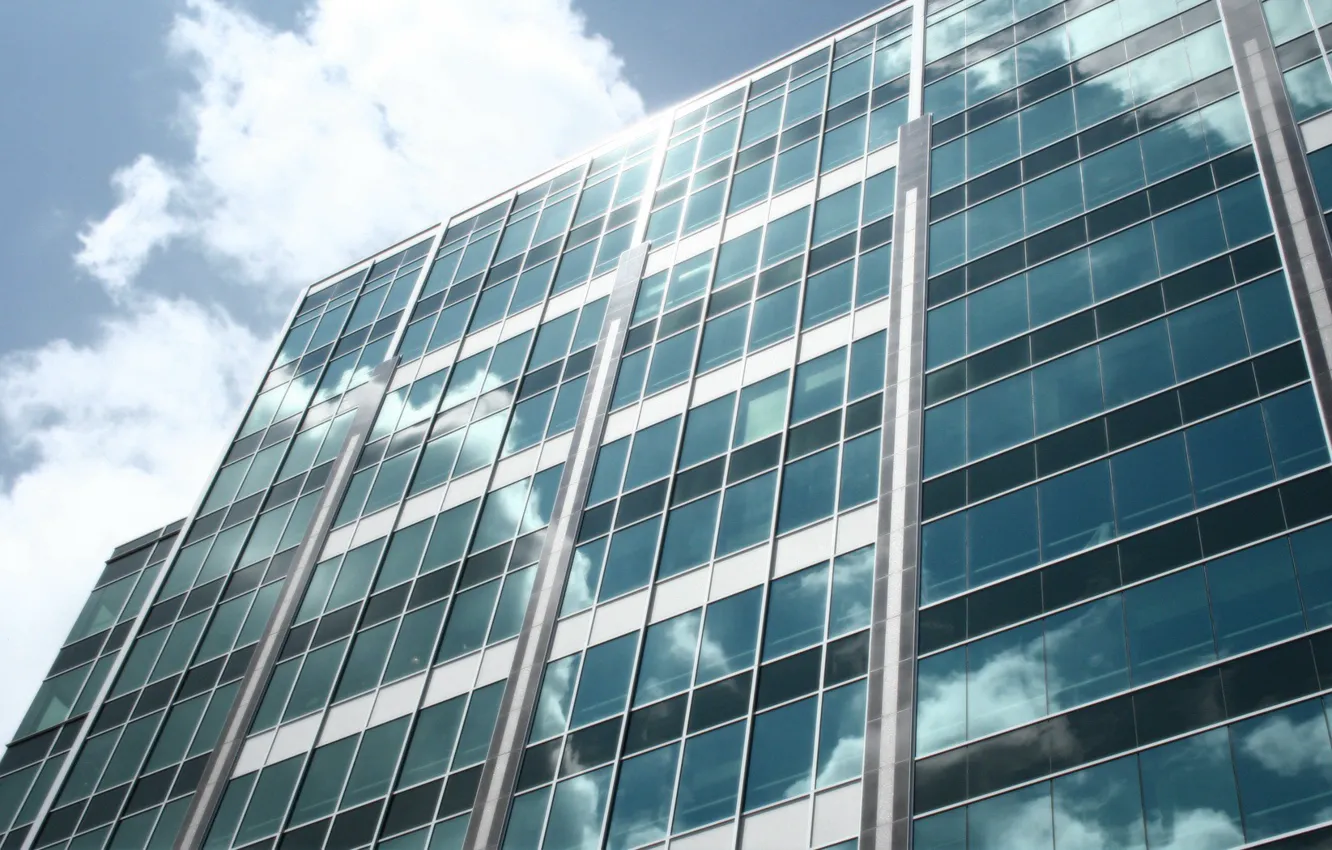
[1219,0,1332,438]
[861,115,930,850]
[174,359,398,850]
[463,243,649,850]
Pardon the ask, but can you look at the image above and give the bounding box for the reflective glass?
[1139,729,1243,850]
[635,610,702,706]
[1231,699,1332,841]
[696,589,762,684]
[673,721,746,832]
[1124,568,1215,684]
[570,634,637,728]
[606,745,679,850]
[543,766,612,850]
[1045,596,1128,711]
[745,697,816,810]
[817,680,867,788]
[967,620,1045,738]
[763,562,829,660]
[1052,756,1146,850]
[716,471,777,556]
[1205,539,1303,657]
[969,782,1052,850]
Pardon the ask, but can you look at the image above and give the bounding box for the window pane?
[386,602,448,680]
[1045,596,1128,711]
[1139,729,1243,850]
[779,448,839,533]
[570,634,637,728]
[660,495,721,579]
[1111,433,1194,534]
[696,589,762,684]
[532,655,582,741]
[969,781,1052,850]
[1292,521,1332,627]
[763,563,829,660]
[1052,756,1146,850]
[1205,539,1303,657]
[341,718,409,808]
[1124,568,1216,684]
[235,757,304,845]
[734,374,789,446]
[680,395,735,467]
[290,737,356,825]
[1099,320,1175,407]
[763,207,812,267]
[625,417,682,490]
[1038,460,1114,560]
[922,513,967,604]
[698,307,749,372]
[916,646,965,754]
[967,621,1046,738]
[716,472,777,556]
[829,546,874,637]
[542,766,612,850]
[635,610,702,706]
[645,329,699,395]
[606,745,679,850]
[967,487,1039,586]
[453,681,505,768]
[283,639,347,720]
[598,517,662,601]
[792,348,847,422]
[817,680,867,788]
[1231,700,1332,841]
[967,372,1033,460]
[589,439,629,505]
[802,262,855,328]
[749,285,800,349]
[397,697,465,787]
[745,697,817,810]
[673,721,746,832]
[503,788,551,850]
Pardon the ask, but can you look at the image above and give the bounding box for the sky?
[0,0,887,745]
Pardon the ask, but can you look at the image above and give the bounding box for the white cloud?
[0,299,265,741]
[76,0,645,295]
[74,156,185,291]
[2,0,642,743]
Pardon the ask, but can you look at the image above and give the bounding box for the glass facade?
[8,0,1332,848]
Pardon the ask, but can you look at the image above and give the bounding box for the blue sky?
[0,0,886,742]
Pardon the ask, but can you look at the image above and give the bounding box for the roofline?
[296,0,913,304]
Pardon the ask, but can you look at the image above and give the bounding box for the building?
[7,0,1332,846]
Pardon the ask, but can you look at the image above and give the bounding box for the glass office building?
[9,0,1332,847]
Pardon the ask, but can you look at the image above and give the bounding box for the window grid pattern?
[916,690,1332,848]
[1261,0,1332,121]
[574,325,887,619]
[206,679,507,850]
[508,547,874,849]
[335,290,607,530]
[613,169,895,417]
[917,516,1332,757]
[0,533,177,850]
[927,22,1239,274]
[262,265,627,736]
[399,135,655,366]
[216,112,670,850]
[914,0,1332,843]
[248,455,565,735]
[22,1,1332,848]
[925,0,1215,123]
[26,239,431,850]
[650,13,911,250]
